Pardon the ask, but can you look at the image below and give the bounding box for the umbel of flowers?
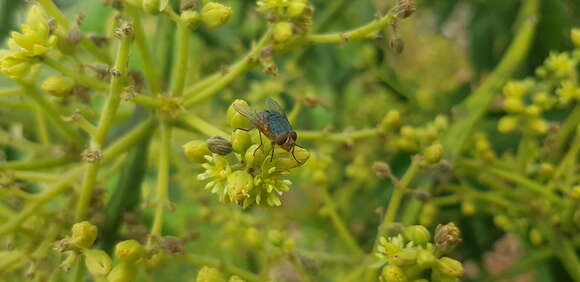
[374,223,463,282]
[183,99,310,208]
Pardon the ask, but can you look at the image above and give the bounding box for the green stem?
[299,128,380,142]
[43,57,109,92]
[306,13,393,44]
[321,186,365,255]
[171,24,190,97]
[75,36,133,221]
[185,254,261,282]
[0,120,155,236]
[19,83,82,147]
[150,121,171,237]
[179,113,229,138]
[0,156,73,170]
[182,28,273,107]
[33,103,50,145]
[128,7,160,94]
[36,0,111,64]
[552,105,580,160]
[0,87,20,96]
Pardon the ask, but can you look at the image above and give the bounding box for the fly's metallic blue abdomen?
[265,111,292,135]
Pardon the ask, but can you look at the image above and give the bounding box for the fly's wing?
[265,98,286,117]
[233,102,265,127]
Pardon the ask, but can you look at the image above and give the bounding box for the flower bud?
[183,140,211,163]
[114,240,144,263]
[244,227,261,248]
[145,251,166,268]
[201,2,232,28]
[71,221,98,249]
[244,144,266,166]
[207,136,232,155]
[42,75,75,97]
[231,130,251,153]
[182,10,200,29]
[272,147,310,170]
[434,222,461,254]
[143,0,160,14]
[273,22,293,43]
[390,248,418,266]
[434,257,463,278]
[503,81,528,98]
[268,230,286,247]
[497,116,518,133]
[503,97,524,113]
[417,249,436,269]
[67,26,82,46]
[381,110,401,132]
[226,170,254,203]
[107,262,137,282]
[528,118,548,135]
[571,28,580,48]
[287,1,307,18]
[196,266,226,282]
[83,249,113,277]
[403,225,430,245]
[227,99,253,129]
[423,143,444,165]
[380,264,407,282]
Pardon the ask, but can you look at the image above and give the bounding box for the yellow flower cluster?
[0,5,56,80]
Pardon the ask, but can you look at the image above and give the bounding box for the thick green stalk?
[180,113,228,138]
[75,35,133,221]
[0,87,19,96]
[299,128,380,142]
[150,121,171,237]
[171,24,190,97]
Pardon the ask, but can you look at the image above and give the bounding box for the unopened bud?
[571,28,580,48]
[143,0,160,14]
[67,26,81,45]
[231,130,251,153]
[114,240,144,263]
[434,222,462,254]
[183,140,211,163]
[498,116,518,133]
[381,110,401,132]
[273,22,293,43]
[196,266,226,282]
[402,225,430,244]
[201,2,232,28]
[227,99,253,129]
[42,75,75,97]
[380,264,407,282]
[207,136,232,155]
[434,257,463,278]
[423,143,444,165]
[181,10,200,29]
[287,1,307,18]
[71,221,98,249]
[83,249,113,277]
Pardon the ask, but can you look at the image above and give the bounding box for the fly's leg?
[269,142,275,162]
[291,146,301,164]
[253,131,263,156]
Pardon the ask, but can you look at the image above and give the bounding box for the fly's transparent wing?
[265,98,286,116]
[233,102,263,126]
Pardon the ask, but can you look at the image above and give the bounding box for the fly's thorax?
[265,111,292,136]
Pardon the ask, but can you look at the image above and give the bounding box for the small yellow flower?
[41,75,75,97]
[9,5,56,57]
[273,22,293,43]
[196,266,226,282]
